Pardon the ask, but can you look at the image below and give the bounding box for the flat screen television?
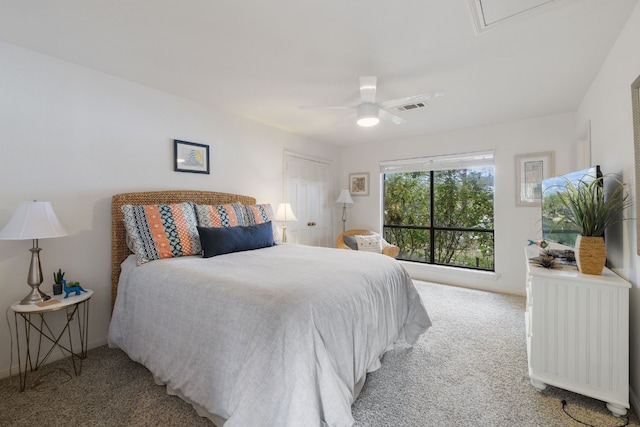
[541,165,602,247]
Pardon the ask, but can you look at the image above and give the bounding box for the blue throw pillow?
[197,221,275,258]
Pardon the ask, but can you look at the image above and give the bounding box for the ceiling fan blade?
[379,90,444,109]
[298,105,353,110]
[379,108,406,125]
[359,76,377,103]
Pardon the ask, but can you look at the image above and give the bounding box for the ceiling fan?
[299,76,444,127]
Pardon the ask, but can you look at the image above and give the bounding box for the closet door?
[284,152,333,247]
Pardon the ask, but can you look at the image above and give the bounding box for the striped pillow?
[122,202,201,265]
[195,203,245,228]
[243,204,280,244]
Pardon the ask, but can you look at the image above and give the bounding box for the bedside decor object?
[274,203,297,243]
[335,189,354,232]
[63,280,87,298]
[349,172,369,196]
[52,283,63,295]
[174,139,210,174]
[53,268,65,295]
[556,175,630,275]
[0,201,68,305]
[515,152,554,206]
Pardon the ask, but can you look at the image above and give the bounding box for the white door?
[284,152,333,247]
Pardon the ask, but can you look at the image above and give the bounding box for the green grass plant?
[557,176,630,237]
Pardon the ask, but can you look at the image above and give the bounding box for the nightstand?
[10,289,93,391]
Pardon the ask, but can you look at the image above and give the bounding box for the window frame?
[381,152,495,271]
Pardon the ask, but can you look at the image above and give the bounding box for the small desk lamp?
[275,203,297,243]
[335,189,354,232]
[0,201,68,305]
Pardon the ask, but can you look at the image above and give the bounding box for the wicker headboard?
[111,190,257,309]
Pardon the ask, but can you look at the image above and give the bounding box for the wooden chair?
[336,229,400,258]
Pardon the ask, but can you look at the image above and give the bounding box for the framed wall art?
[174,139,210,174]
[349,172,369,196]
[515,151,554,207]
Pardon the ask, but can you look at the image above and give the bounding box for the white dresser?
[525,249,630,416]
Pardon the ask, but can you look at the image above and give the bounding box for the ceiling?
[0,0,636,145]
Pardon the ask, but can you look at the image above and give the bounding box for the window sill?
[399,260,501,282]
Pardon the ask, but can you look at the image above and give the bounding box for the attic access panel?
[470,0,557,31]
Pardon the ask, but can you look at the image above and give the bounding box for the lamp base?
[20,286,51,305]
[342,205,348,232]
[20,241,50,305]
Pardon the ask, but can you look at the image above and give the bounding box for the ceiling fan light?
[357,103,380,127]
[357,116,380,127]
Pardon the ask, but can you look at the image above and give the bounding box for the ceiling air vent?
[395,102,427,112]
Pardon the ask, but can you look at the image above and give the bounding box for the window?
[381,151,495,271]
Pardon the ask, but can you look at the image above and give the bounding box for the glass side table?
[10,289,92,391]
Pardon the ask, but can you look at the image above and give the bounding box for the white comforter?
[108,244,431,427]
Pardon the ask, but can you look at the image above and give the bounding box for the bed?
[108,190,431,427]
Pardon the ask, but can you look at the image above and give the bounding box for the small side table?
[11,289,92,391]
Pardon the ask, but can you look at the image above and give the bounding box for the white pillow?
[355,234,383,253]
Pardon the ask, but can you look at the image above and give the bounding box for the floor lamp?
[335,189,354,232]
[274,203,297,243]
[0,201,68,305]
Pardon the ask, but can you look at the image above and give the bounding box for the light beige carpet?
[0,281,637,426]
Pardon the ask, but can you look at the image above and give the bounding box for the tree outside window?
[383,167,495,271]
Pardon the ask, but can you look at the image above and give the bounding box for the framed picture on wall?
[349,172,370,196]
[174,140,210,174]
[515,151,554,207]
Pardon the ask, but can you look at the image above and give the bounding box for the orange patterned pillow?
[195,203,245,228]
[122,202,201,265]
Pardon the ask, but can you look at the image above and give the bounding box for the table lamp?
[0,201,68,305]
[274,203,297,243]
[335,189,354,232]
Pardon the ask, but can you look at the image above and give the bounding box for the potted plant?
[53,268,65,295]
[556,175,630,275]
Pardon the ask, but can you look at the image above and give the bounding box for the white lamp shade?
[0,201,68,240]
[274,203,297,222]
[335,189,354,205]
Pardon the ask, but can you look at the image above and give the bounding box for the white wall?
[576,0,640,412]
[0,41,339,378]
[4,3,638,405]
[339,112,577,296]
